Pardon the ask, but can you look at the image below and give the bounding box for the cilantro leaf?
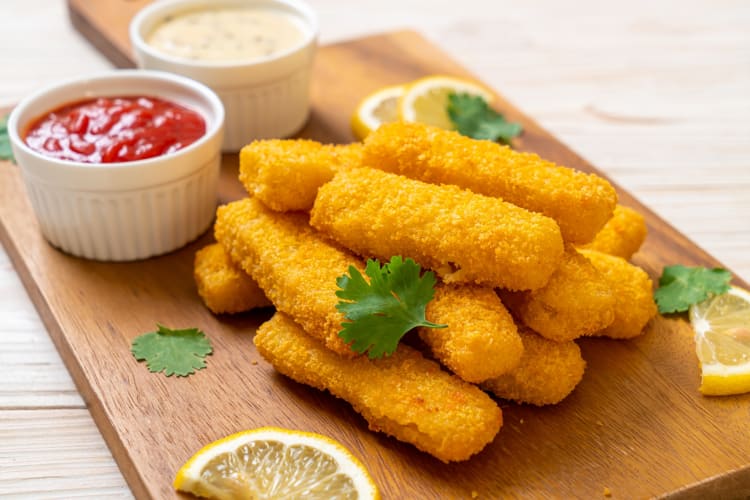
[654,265,732,314]
[336,256,446,359]
[447,92,522,144]
[0,115,15,163]
[131,324,213,377]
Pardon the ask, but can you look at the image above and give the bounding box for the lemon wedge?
[174,427,380,499]
[350,84,405,140]
[398,75,494,130]
[689,285,750,395]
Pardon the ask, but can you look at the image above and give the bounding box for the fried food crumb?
[311,166,564,291]
[471,491,479,498]
[215,198,363,356]
[499,246,615,342]
[363,122,617,243]
[193,243,271,314]
[579,204,647,260]
[579,249,657,339]
[255,312,503,462]
[239,139,363,212]
[482,326,586,406]
[421,284,523,383]
[603,486,612,497]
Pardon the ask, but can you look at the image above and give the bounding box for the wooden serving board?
[0,2,745,498]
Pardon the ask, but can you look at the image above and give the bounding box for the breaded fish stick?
[362,122,617,243]
[498,246,615,342]
[422,284,523,383]
[311,167,564,291]
[482,326,586,406]
[193,243,271,314]
[580,249,657,339]
[239,140,363,212]
[215,198,528,371]
[579,204,648,260]
[255,312,503,462]
[215,198,363,356]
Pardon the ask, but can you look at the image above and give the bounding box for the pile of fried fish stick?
[194,122,657,462]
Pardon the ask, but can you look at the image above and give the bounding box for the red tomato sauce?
[24,96,206,163]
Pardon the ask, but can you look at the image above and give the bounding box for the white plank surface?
[0,410,131,499]
[0,0,748,497]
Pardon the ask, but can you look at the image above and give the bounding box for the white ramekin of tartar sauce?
[130,0,318,152]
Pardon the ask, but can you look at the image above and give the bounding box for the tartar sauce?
[146,7,307,62]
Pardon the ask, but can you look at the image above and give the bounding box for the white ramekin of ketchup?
[130,0,318,152]
[7,70,225,261]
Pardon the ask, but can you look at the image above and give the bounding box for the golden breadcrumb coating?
[255,312,503,462]
[482,326,586,406]
[193,243,271,314]
[580,249,657,339]
[214,198,363,356]
[362,122,617,244]
[499,246,616,342]
[239,139,363,212]
[421,284,523,383]
[579,204,648,260]
[310,167,564,291]
[330,141,365,166]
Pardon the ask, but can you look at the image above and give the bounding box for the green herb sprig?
[336,256,446,359]
[0,115,15,163]
[131,324,213,377]
[447,92,522,144]
[654,265,732,314]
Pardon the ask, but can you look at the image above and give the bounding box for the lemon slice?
[689,285,750,396]
[174,427,380,499]
[398,75,494,130]
[350,84,405,140]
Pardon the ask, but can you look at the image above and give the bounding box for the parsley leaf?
[654,265,732,314]
[131,324,213,377]
[0,115,15,163]
[336,256,446,359]
[447,92,522,144]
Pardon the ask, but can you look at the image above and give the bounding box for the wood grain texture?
[66,0,147,69]
[2,27,750,498]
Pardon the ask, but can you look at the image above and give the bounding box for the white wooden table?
[1,0,748,497]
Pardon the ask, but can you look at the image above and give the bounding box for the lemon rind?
[398,74,495,123]
[174,426,379,499]
[689,285,750,396]
[351,84,405,140]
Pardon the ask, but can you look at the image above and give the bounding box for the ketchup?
[24,96,206,163]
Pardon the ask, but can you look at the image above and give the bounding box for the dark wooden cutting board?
[1,1,748,498]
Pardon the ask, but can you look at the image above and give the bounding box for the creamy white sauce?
[146,7,307,62]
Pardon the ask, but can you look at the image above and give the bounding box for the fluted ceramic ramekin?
[8,70,225,261]
[130,0,318,152]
